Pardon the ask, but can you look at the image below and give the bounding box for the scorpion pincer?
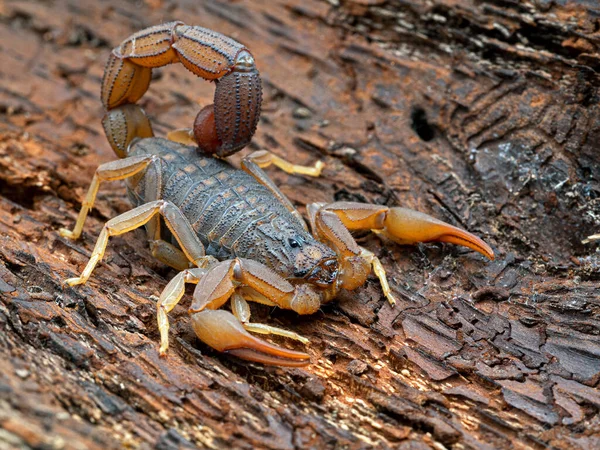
[60,22,494,367]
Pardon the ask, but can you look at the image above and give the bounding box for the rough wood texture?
[1,1,599,449]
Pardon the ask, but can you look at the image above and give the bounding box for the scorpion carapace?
[60,23,494,367]
[101,21,262,158]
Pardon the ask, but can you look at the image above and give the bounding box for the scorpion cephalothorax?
[60,22,494,367]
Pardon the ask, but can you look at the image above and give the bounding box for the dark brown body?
[127,138,318,277]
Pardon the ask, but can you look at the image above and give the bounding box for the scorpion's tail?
[100,22,263,159]
[102,104,154,159]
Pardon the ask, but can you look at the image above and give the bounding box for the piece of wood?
[1,0,599,448]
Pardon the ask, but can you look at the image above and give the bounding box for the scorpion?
[60,22,494,367]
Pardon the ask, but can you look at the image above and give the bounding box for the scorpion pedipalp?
[380,207,495,260]
[313,202,495,261]
[191,310,310,367]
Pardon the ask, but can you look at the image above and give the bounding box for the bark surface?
[1,1,599,449]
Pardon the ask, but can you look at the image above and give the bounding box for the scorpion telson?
[61,22,494,367]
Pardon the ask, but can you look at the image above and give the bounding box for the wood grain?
[1,0,599,448]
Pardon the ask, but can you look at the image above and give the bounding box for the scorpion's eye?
[288,238,301,248]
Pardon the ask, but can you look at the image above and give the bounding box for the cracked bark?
[1,0,599,449]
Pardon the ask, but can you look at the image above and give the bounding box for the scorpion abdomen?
[127,138,305,270]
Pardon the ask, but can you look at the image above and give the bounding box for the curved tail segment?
[100,22,262,158]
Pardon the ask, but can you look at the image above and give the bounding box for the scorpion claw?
[381,207,495,260]
[191,310,310,367]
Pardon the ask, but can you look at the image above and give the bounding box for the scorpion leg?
[156,267,208,355]
[231,293,309,344]
[59,154,158,240]
[187,258,320,366]
[243,150,324,177]
[357,247,397,306]
[132,141,196,272]
[149,240,191,272]
[241,150,324,230]
[60,137,192,272]
[166,128,197,146]
[64,200,212,286]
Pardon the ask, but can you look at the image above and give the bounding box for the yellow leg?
[360,247,397,306]
[166,128,196,146]
[231,294,309,344]
[241,150,324,230]
[149,239,192,271]
[244,150,323,177]
[157,267,207,355]
[59,154,157,240]
[64,200,209,286]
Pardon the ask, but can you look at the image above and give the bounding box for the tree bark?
[1,0,599,448]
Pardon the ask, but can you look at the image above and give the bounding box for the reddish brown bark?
[1,0,599,449]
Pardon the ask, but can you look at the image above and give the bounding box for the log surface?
[1,0,599,449]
